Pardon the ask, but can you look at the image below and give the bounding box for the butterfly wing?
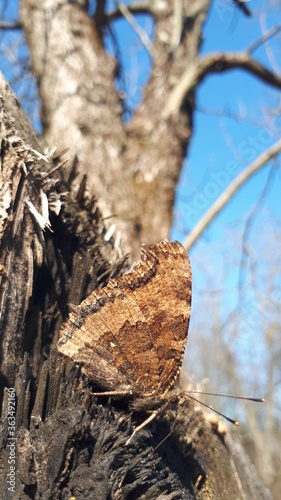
[57,240,192,396]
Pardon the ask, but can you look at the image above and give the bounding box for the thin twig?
[117,2,153,55]
[197,104,269,128]
[247,24,281,55]
[107,1,157,21]
[183,138,281,251]
[0,21,21,30]
[238,164,276,293]
[233,0,251,17]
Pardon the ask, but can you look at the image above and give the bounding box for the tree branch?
[0,21,21,30]
[93,0,106,39]
[183,138,281,251]
[164,49,281,118]
[233,0,251,17]
[248,24,281,54]
[107,1,158,21]
[117,1,153,55]
[171,0,183,53]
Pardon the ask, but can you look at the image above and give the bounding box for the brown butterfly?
[57,240,192,400]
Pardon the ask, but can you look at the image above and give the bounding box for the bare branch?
[163,51,281,118]
[107,1,157,21]
[183,138,281,251]
[171,0,183,54]
[248,24,281,54]
[238,165,276,291]
[0,21,21,30]
[197,105,269,128]
[259,17,280,75]
[94,0,106,39]
[117,1,153,55]
[233,0,251,17]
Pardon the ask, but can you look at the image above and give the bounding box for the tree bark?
[19,0,210,259]
[0,74,272,499]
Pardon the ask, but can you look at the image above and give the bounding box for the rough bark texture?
[19,0,210,259]
[0,75,272,499]
[0,72,126,385]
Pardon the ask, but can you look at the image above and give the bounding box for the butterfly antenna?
[182,392,264,425]
[187,391,265,403]
[183,393,239,425]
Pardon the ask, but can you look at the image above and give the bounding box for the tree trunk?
[19,0,210,259]
[0,74,272,499]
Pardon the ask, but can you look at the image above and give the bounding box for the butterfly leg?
[126,410,158,446]
[85,389,132,397]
